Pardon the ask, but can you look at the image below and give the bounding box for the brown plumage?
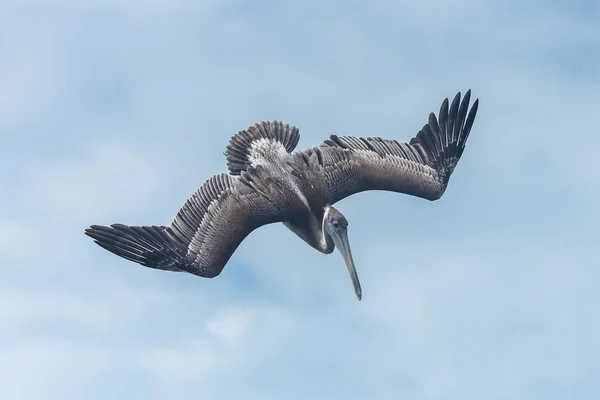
[85,90,479,300]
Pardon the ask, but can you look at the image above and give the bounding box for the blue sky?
[1,1,599,399]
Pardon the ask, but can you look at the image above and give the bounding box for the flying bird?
[85,90,479,301]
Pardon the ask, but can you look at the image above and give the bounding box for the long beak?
[329,227,362,301]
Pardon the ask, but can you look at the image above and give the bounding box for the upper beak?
[329,227,362,301]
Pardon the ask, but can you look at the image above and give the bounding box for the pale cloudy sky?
[1,1,599,399]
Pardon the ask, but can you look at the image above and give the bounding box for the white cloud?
[205,306,255,344]
[135,339,222,384]
[0,283,169,336]
[19,139,163,223]
[0,219,67,264]
[0,36,69,135]
[0,338,119,400]
[4,0,218,15]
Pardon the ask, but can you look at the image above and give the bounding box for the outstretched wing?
[85,171,284,278]
[313,90,479,205]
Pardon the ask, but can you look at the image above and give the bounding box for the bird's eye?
[332,221,339,228]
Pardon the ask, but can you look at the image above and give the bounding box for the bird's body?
[86,90,480,300]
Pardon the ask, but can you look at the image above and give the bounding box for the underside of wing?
[86,171,284,278]
[85,223,188,272]
[178,169,285,276]
[317,90,479,204]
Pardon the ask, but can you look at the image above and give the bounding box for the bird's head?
[323,205,362,301]
[324,206,348,233]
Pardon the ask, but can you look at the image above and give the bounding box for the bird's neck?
[319,205,335,253]
[283,205,334,254]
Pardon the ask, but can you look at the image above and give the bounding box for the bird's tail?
[224,120,300,175]
[85,224,189,272]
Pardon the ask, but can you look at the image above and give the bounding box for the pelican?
[85,90,479,301]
